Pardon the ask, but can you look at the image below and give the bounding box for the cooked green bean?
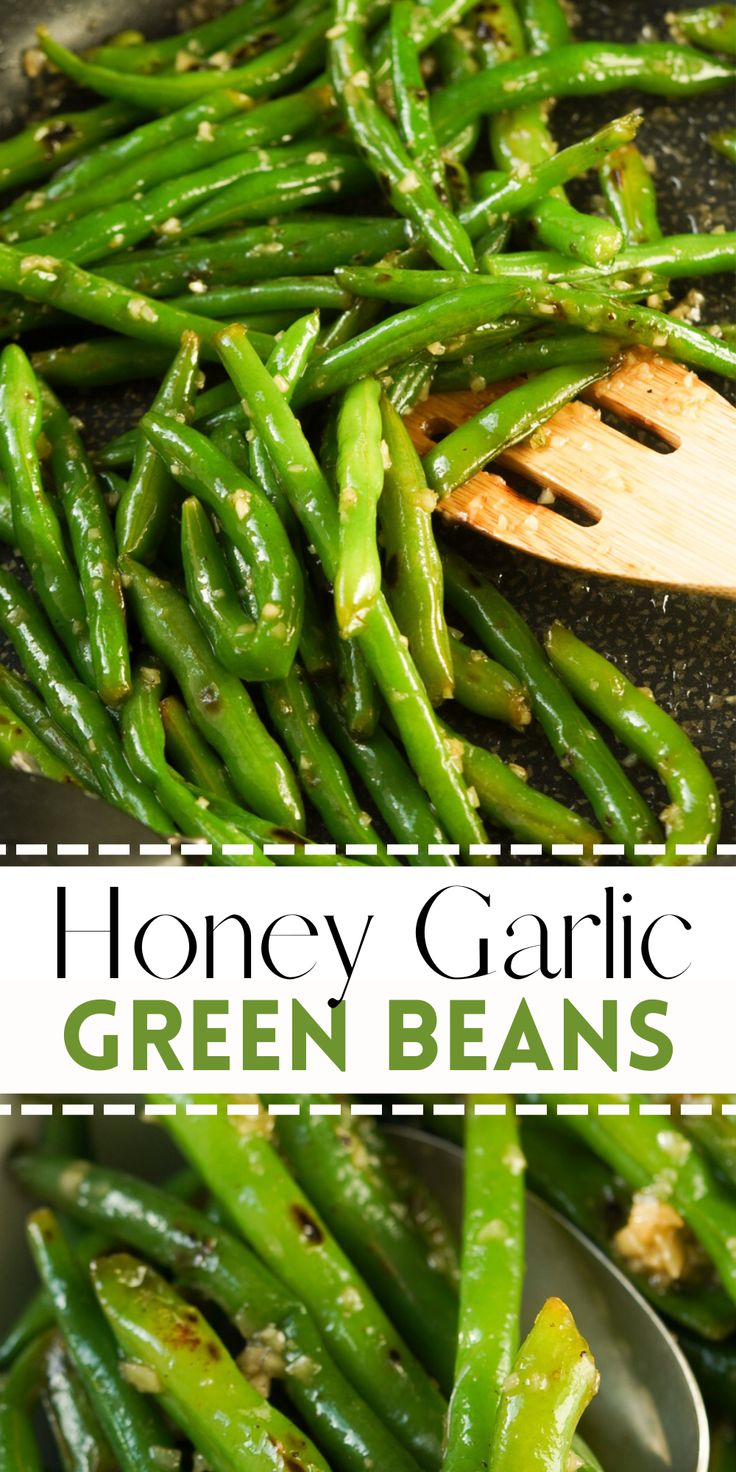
[710,127,736,161]
[518,0,571,52]
[121,557,303,830]
[441,721,601,857]
[546,622,721,862]
[0,346,94,684]
[430,43,735,142]
[481,231,736,280]
[32,338,175,391]
[0,1332,50,1472]
[87,0,292,71]
[521,1117,736,1340]
[390,0,447,200]
[329,0,475,271]
[385,355,434,413]
[449,633,532,729]
[442,548,663,856]
[93,1254,330,1472]
[334,378,384,635]
[0,698,79,785]
[248,307,322,543]
[669,5,736,54]
[0,101,139,194]
[160,694,237,802]
[599,143,662,244]
[488,1297,599,1471]
[37,16,331,110]
[216,323,489,854]
[0,245,275,363]
[0,569,171,832]
[141,412,304,681]
[169,277,350,318]
[40,382,130,707]
[43,1333,116,1472]
[120,663,274,866]
[554,1099,736,1305]
[676,1102,736,1192]
[424,362,609,496]
[0,664,101,792]
[158,1097,447,1470]
[316,681,455,862]
[379,395,454,704]
[271,1096,458,1388]
[14,1152,419,1472]
[444,1099,525,1472]
[116,330,202,564]
[26,1211,177,1472]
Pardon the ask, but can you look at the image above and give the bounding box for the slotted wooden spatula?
[405,349,736,594]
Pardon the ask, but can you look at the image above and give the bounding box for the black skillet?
[1,0,734,855]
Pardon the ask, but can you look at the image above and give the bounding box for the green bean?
[40,382,131,707]
[26,1211,177,1472]
[390,1,447,199]
[330,629,378,736]
[248,305,322,542]
[92,1254,330,1472]
[0,664,100,792]
[385,354,434,412]
[0,1332,50,1472]
[599,143,662,245]
[0,245,275,364]
[521,1118,736,1341]
[334,378,384,635]
[100,216,410,297]
[370,0,481,83]
[262,660,393,858]
[379,395,453,704]
[442,548,662,856]
[546,622,721,863]
[488,1297,599,1472]
[19,141,353,268]
[158,1097,447,1470]
[679,1330,736,1414]
[0,569,171,832]
[5,90,338,245]
[87,0,293,72]
[120,663,273,866]
[0,477,12,544]
[670,5,736,54]
[676,1103,736,1191]
[37,16,331,110]
[142,413,304,681]
[444,1098,525,1472]
[482,231,736,281]
[32,338,173,390]
[14,92,272,210]
[179,150,372,240]
[329,0,475,272]
[181,496,287,680]
[449,633,531,729]
[43,1333,116,1472]
[117,331,202,565]
[431,43,735,142]
[271,1096,458,1388]
[710,127,736,161]
[0,102,139,194]
[0,346,94,684]
[159,694,237,801]
[15,1154,419,1472]
[431,29,480,174]
[479,0,621,269]
[121,557,303,830]
[554,1099,736,1305]
[428,361,608,495]
[0,697,80,784]
[216,323,489,854]
[356,1118,460,1284]
[518,0,570,52]
[442,721,600,857]
[295,284,518,402]
[169,277,350,320]
[315,681,454,862]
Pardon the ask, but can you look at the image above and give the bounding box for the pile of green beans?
[5,1091,736,1466]
[0,0,729,865]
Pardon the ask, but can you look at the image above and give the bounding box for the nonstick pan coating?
[1,0,734,852]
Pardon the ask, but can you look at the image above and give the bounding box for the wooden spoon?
[405,349,736,594]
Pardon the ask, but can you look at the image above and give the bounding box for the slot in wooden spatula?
[405,349,736,595]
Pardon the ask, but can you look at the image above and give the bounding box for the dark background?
[1,0,734,855]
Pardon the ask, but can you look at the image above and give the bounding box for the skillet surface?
[1,0,734,853]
